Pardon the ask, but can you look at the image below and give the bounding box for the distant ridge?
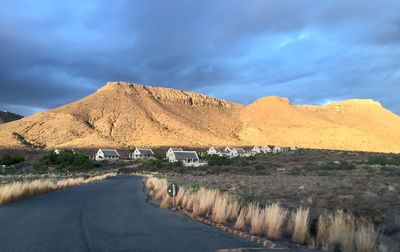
[0,111,23,124]
[0,81,399,153]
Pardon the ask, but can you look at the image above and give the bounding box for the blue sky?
[0,0,399,116]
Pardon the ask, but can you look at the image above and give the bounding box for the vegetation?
[145,176,379,252]
[42,149,94,170]
[0,154,24,166]
[0,173,116,205]
[203,154,231,166]
[367,155,400,166]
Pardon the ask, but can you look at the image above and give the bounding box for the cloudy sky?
[1,0,400,116]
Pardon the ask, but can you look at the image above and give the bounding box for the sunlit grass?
[0,172,116,205]
[144,176,379,250]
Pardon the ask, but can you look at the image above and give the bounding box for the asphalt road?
[0,176,259,252]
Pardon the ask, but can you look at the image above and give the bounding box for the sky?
[0,0,400,116]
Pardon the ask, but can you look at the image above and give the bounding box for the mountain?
[0,111,23,124]
[0,81,399,153]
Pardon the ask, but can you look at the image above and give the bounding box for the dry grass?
[144,176,379,250]
[235,208,247,229]
[316,210,377,252]
[192,188,218,218]
[212,193,230,223]
[246,202,265,235]
[0,173,116,205]
[355,222,377,252]
[264,203,287,240]
[291,207,310,244]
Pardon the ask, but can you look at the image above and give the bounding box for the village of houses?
[85,145,299,167]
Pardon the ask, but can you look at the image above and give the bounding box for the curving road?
[0,176,258,252]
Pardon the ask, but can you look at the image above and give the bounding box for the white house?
[54,149,75,155]
[95,149,120,161]
[224,146,232,153]
[166,148,183,159]
[272,145,282,153]
[229,148,247,157]
[289,146,298,151]
[261,146,272,153]
[130,148,154,159]
[168,150,207,167]
[207,147,223,156]
[251,146,261,155]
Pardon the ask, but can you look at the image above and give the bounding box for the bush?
[203,155,231,166]
[145,159,163,168]
[367,156,400,166]
[0,155,24,166]
[42,150,93,170]
[168,160,183,168]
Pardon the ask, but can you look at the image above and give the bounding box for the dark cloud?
[0,0,399,116]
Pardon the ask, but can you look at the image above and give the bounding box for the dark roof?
[234,148,246,154]
[100,149,120,156]
[173,151,199,160]
[137,149,154,155]
[170,148,183,151]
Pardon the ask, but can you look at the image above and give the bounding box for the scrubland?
[146,176,381,251]
[142,149,400,251]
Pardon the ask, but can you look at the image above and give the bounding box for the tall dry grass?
[144,176,379,250]
[316,210,377,252]
[246,202,265,235]
[264,203,287,240]
[0,173,116,206]
[291,207,310,244]
[235,208,247,230]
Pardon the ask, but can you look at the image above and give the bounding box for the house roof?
[169,148,183,151]
[136,148,154,155]
[173,151,199,160]
[233,148,246,154]
[209,147,222,152]
[100,149,120,157]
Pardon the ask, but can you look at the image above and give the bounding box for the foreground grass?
[145,176,378,252]
[0,173,116,205]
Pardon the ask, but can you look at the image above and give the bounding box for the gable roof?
[233,148,246,154]
[209,147,222,152]
[173,151,199,160]
[169,148,183,152]
[136,148,154,155]
[100,149,120,157]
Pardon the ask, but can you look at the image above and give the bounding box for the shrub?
[0,155,24,166]
[145,159,162,168]
[203,155,231,166]
[367,156,400,166]
[42,150,93,170]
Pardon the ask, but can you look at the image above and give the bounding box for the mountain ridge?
[0,111,23,124]
[0,81,399,153]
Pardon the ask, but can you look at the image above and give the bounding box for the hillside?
[0,111,23,124]
[0,81,399,153]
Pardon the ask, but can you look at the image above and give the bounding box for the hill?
[0,81,399,153]
[0,111,23,124]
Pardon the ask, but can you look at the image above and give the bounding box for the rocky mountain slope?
[0,82,399,153]
[0,111,23,124]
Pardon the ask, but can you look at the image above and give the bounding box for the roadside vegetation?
[145,176,379,252]
[42,149,96,171]
[0,172,116,205]
[0,155,24,167]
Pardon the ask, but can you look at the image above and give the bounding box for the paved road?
[0,176,259,252]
